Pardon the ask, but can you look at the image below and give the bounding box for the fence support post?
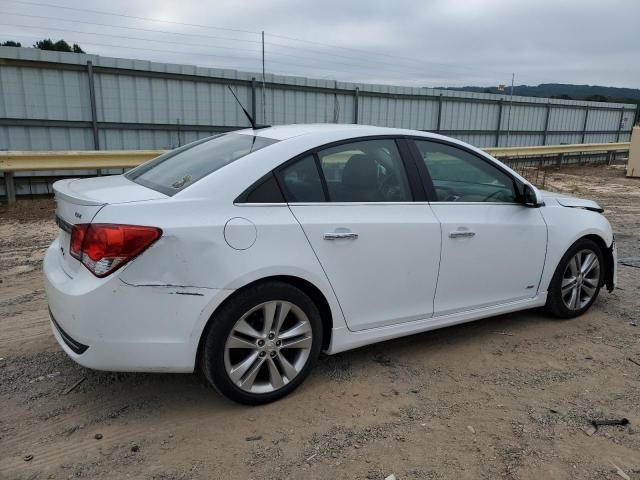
[354,87,359,124]
[495,101,503,147]
[542,103,551,145]
[4,171,16,205]
[581,108,589,144]
[436,94,443,133]
[86,61,100,150]
[251,78,257,121]
[615,107,625,142]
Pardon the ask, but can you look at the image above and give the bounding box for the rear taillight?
[70,223,162,277]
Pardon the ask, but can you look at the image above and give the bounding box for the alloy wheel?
[223,300,313,394]
[561,249,601,310]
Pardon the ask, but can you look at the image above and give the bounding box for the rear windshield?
[126,133,278,195]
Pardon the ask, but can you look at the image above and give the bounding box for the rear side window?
[126,133,278,195]
[277,155,326,202]
[317,139,412,202]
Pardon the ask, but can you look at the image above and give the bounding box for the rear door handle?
[449,231,476,239]
[323,232,359,240]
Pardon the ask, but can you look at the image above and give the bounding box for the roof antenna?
[227,86,270,130]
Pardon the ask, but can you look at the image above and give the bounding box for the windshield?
[126,133,278,195]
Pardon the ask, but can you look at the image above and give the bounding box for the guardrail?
[0,142,631,204]
[485,142,630,157]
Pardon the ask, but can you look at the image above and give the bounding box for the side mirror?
[522,184,544,208]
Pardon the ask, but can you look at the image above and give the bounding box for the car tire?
[545,238,604,319]
[200,281,322,405]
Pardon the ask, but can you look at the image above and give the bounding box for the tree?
[33,39,85,53]
[1,40,22,47]
[585,94,609,102]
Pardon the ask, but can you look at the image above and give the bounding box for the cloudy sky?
[1,0,638,88]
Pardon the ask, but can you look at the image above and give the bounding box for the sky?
[1,0,638,89]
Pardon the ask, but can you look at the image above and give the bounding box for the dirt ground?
[1,164,639,480]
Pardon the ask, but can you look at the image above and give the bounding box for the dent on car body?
[540,190,604,212]
[118,233,223,289]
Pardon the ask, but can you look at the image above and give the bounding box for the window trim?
[406,137,525,204]
[234,134,524,206]
[273,135,423,204]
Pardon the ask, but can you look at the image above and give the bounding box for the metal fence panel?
[0,46,636,152]
[548,107,586,132]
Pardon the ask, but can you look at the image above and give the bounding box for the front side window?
[317,139,412,202]
[126,133,278,195]
[414,140,517,203]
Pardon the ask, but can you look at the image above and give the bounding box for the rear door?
[409,139,547,316]
[278,137,441,332]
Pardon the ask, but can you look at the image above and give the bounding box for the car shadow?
[10,308,557,417]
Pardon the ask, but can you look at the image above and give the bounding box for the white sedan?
[44,124,616,404]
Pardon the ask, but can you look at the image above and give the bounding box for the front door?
[277,138,441,331]
[410,139,547,316]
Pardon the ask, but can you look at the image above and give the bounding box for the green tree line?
[1,39,85,53]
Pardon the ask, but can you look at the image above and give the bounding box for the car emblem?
[75,212,82,219]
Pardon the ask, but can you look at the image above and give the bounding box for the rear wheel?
[545,238,604,318]
[200,281,322,404]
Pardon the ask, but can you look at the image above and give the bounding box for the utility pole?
[261,31,266,124]
[506,73,514,146]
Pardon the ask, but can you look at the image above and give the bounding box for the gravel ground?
[0,164,639,480]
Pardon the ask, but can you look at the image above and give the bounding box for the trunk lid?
[53,175,167,277]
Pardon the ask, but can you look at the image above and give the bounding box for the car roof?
[234,123,440,142]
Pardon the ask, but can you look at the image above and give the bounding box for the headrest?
[341,154,378,187]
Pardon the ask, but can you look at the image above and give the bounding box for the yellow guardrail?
[484,142,630,158]
[0,142,630,172]
[0,142,631,204]
[0,150,164,171]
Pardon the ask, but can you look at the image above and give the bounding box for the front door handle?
[323,232,359,240]
[449,231,476,239]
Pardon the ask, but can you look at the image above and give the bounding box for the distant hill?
[439,83,640,106]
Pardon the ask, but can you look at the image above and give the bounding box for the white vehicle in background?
[44,123,616,404]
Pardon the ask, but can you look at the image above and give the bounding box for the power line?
[268,32,444,65]
[1,0,259,35]
[1,10,489,77]
[0,0,508,77]
[0,30,413,80]
[0,22,261,60]
[0,13,410,73]
[1,19,491,81]
[0,1,528,86]
[3,11,262,46]
[1,31,261,65]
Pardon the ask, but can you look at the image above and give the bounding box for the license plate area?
[55,215,79,276]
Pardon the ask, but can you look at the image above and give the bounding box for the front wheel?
[545,238,604,318]
[200,281,322,404]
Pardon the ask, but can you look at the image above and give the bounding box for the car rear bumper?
[44,239,232,373]
[50,309,89,354]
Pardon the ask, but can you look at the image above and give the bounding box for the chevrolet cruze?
[44,124,617,404]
